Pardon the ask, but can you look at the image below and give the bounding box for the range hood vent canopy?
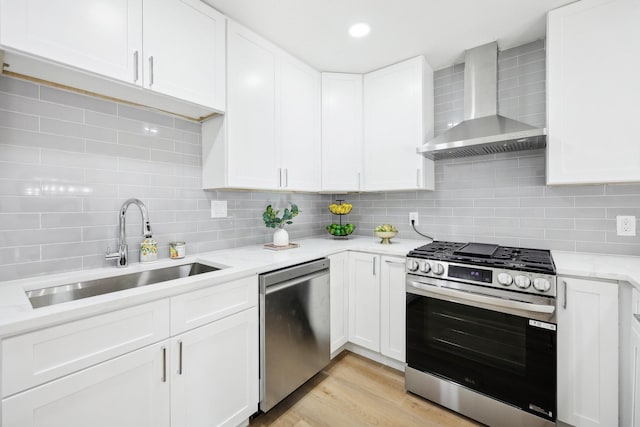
[418,42,546,160]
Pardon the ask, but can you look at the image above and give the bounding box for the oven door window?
[406,294,556,421]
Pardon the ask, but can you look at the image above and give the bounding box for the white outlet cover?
[616,215,636,236]
[409,212,419,226]
[211,200,227,218]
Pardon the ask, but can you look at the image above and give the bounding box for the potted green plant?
[262,203,300,246]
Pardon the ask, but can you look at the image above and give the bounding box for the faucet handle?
[105,247,119,260]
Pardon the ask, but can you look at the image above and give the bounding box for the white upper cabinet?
[0,0,143,83]
[203,19,321,191]
[547,0,640,185]
[143,0,226,112]
[279,54,321,191]
[363,56,435,191]
[0,0,225,118]
[321,73,363,192]
[223,20,279,189]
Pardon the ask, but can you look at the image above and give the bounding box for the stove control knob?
[406,259,419,272]
[497,273,513,286]
[432,263,445,275]
[514,275,531,289]
[533,278,551,292]
[418,261,431,273]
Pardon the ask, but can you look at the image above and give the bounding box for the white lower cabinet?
[348,252,381,352]
[557,277,618,427]
[380,256,406,362]
[171,307,258,427]
[1,276,259,427]
[630,288,640,427]
[329,252,349,354]
[3,341,171,427]
[347,252,406,363]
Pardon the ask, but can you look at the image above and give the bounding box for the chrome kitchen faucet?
[105,198,153,268]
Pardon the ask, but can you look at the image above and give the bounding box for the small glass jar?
[170,241,186,259]
[140,238,158,262]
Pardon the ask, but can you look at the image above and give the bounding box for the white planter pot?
[273,228,289,246]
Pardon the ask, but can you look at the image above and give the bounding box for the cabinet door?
[226,20,279,189]
[143,0,225,111]
[632,324,640,427]
[279,54,321,191]
[329,252,349,354]
[321,73,363,192]
[0,0,142,84]
[348,252,380,351]
[171,307,258,427]
[380,256,406,362]
[363,56,434,191]
[2,341,170,427]
[557,277,618,427]
[547,0,640,184]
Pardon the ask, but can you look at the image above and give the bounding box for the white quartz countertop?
[2,235,639,338]
[552,250,640,288]
[0,236,426,337]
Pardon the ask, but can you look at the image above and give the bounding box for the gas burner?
[408,240,556,275]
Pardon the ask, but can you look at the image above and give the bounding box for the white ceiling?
[203,0,574,73]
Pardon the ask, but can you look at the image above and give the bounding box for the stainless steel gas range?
[405,241,557,427]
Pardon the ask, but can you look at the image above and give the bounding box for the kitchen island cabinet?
[557,277,618,427]
[546,0,640,185]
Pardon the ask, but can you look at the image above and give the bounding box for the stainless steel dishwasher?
[259,258,330,412]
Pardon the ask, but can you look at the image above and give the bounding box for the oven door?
[406,279,557,421]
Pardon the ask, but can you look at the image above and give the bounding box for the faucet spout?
[106,198,153,268]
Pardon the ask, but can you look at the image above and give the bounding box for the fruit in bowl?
[326,223,355,236]
[374,224,398,244]
[328,203,352,215]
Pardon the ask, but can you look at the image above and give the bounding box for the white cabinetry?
[0,0,142,84]
[143,0,226,112]
[363,56,435,191]
[3,341,170,427]
[329,252,349,354]
[347,252,406,363]
[380,256,406,362]
[557,277,618,427]
[1,276,258,427]
[348,252,381,351]
[321,73,363,192]
[203,20,321,191]
[547,0,640,184]
[0,0,225,118]
[630,288,640,427]
[171,307,258,427]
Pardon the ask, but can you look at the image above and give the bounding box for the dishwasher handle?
[265,270,328,295]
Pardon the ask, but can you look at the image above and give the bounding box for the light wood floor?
[251,351,482,427]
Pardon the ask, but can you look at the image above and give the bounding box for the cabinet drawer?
[171,275,258,335]
[2,299,170,397]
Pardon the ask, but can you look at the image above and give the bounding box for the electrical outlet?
[617,215,636,236]
[211,200,227,218]
[409,212,419,226]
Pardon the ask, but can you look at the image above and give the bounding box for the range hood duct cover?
[418,42,546,160]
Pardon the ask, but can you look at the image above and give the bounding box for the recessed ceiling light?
[349,22,370,38]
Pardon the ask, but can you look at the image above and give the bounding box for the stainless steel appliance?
[259,258,330,412]
[405,241,557,427]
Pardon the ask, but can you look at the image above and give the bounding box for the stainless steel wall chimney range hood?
[418,42,546,160]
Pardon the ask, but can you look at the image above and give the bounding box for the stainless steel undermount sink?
[26,262,222,309]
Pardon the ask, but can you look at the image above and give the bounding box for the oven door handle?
[407,280,555,315]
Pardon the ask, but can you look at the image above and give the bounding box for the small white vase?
[273,227,289,246]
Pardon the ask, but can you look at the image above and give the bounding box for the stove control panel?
[406,258,557,297]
